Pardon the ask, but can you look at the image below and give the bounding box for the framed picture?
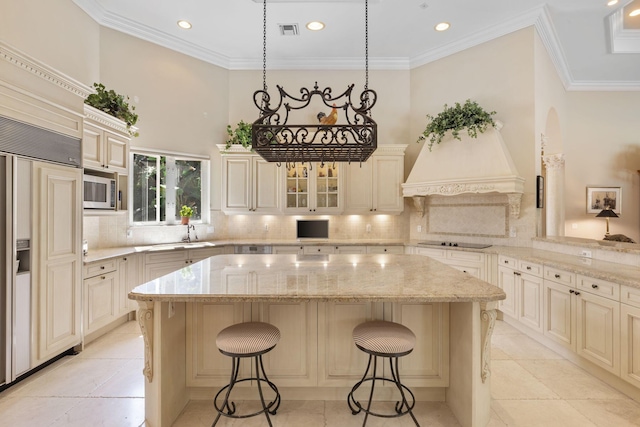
[536,175,544,208]
[586,187,621,214]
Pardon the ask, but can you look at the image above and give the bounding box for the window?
[130,149,209,224]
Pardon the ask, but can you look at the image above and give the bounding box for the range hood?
[402,121,524,217]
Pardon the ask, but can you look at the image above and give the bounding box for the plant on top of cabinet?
[180,205,194,224]
[85,83,139,137]
[226,120,253,149]
[417,99,496,151]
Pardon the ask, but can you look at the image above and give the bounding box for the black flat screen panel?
[297,220,329,239]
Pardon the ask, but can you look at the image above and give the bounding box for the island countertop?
[129,253,506,303]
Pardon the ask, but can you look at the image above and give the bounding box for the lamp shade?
[596,209,619,218]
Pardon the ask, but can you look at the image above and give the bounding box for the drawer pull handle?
[526,266,531,270]
[100,266,105,270]
[504,260,509,264]
[101,276,105,280]
[575,291,581,296]
[514,272,521,276]
[555,274,560,279]
[592,284,598,289]
[569,289,575,294]
[123,257,127,261]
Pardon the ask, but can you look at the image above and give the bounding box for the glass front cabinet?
[285,162,343,214]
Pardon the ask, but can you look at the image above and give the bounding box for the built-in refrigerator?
[1,115,81,389]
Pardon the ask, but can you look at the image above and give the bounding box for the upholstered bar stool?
[347,320,420,426]
[212,322,281,427]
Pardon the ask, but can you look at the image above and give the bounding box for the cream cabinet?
[272,246,304,255]
[221,149,281,214]
[144,247,225,281]
[497,256,543,332]
[118,254,142,313]
[284,162,343,214]
[83,259,118,336]
[344,146,406,214]
[414,247,487,280]
[621,287,640,388]
[543,279,575,350]
[32,162,83,364]
[367,245,404,254]
[83,105,131,174]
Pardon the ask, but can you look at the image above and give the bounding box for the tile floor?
[1,319,640,426]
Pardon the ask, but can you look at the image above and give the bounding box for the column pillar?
[542,153,565,236]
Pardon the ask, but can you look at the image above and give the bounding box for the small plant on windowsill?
[417,99,496,151]
[225,120,253,150]
[180,205,194,225]
[85,83,139,137]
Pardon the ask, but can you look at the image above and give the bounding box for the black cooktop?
[417,241,492,249]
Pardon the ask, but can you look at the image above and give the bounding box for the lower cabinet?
[576,290,620,375]
[414,247,487,280]
[497,257,543,332]
[621,303,640,388]
[118,254,142,313]
[83,259,118,336]
[543,279,575,350]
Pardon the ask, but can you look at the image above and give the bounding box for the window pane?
[175,159,202,220]
[132,154,158,222]
[159,156,166,222]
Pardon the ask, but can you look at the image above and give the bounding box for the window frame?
[128,147,210,226]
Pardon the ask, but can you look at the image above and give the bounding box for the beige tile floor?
[1,319,640,426]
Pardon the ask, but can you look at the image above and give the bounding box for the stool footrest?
[347,376,417,418]
[213,377,280,419]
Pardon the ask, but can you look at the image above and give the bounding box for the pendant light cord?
[263,0,268,93]
[365,0,369,93]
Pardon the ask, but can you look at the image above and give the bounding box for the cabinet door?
[344,161,373,213]
[118,254,141,313]
[104,131,128,174]
[253,157,280,213]
[33,163,82,363]
[84,271,117,334]
[222,156,251,212]
[576,291,620,375]
[389,302,449,387]
[543,280,575,350]
[273,246,304,254]
[314,163,341,213]
[318,302,378,386]
[82,123,104,170]
[257,302,318,387]
[284,163,310,212]
[518,273,543,332]
[621,304,640,389]
[497,266,517,319]
[372,155,403,213]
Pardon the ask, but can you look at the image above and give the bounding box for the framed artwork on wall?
[586,187,621,214]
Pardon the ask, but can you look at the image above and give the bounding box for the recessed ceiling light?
[177,20,192,30]
[434,22,450,32]
[607,0,618,6]
[306,21,325,31]
[630,8,640,17]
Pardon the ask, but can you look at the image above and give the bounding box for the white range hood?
[402,121,525,217]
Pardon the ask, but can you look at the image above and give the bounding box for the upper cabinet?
[220,145,281,215]
[82,105,131,175]
[345,145,407,214]
[285,162,343,214]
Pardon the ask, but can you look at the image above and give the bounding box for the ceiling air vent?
[279,23,299,36]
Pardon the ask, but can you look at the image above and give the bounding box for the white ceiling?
[72,0,640,90]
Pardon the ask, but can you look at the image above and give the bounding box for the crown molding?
[229,57,409,71]
[533,5,573,90]
[0,41,92,98]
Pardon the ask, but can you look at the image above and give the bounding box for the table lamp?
[596,208,618,237]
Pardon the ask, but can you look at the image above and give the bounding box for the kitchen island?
[129,253,505,427]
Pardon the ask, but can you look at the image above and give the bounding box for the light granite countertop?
[129,253,506,303]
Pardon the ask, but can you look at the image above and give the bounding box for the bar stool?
[347,320,420,426]
[212,321,281,427]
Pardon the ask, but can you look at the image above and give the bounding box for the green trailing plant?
[225,120,253,149]
[417,99,496,151]
[179,205,194,218]
[85,83,139,137]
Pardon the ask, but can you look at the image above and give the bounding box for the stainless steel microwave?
[83,174,116,209]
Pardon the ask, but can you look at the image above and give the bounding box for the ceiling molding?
[229,57,409,71]
[566,80,640,91]
[533,5,573,89]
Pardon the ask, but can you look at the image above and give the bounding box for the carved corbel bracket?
[137,301,154,383]
[412,196,426,216]
[480,301,498,383]
[507,193,522,218]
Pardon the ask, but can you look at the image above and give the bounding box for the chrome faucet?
[182,224,198,243]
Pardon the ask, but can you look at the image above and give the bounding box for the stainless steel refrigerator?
[1,115,81,388]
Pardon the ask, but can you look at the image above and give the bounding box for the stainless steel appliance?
[417,241,493,249]
[1,115,81,388]
[83,174,116,210]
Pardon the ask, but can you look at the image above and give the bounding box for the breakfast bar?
[129,253,505,427]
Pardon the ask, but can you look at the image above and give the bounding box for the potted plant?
[179,205,194,225]
[417,99,496,151]
[225,120,253,149]
[85,83,139,137]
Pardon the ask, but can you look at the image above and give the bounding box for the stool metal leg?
[347,353,374,415]
[258,354,281,414]
[390,356,419,426]
[255,355,273,427]
[362,355,378,427]
[212,357,240,426]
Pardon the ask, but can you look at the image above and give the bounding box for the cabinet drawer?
[367,246,404,254]
[448,251,484,263]
[621,285,640,309]
[577,275,619,301]
[414,247,446,259]
[518,260,543,277]
[303,246,335,255]
[498,255,517,268]
[145,250,189,265]
[334,245,367,254]
[544,267,575,287]
[84,259,118,278]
